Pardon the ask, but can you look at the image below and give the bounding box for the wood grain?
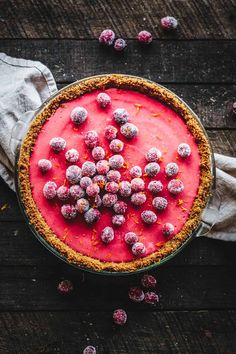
[0,0,235,39]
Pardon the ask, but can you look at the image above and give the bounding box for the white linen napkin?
[0,53,235,241]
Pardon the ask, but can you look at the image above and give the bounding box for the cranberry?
[109,139,124,153]
[168,179,184,195]
[141,210,157,224]
[233,102,236,115]
[100,226,114,244]
[92,146,105,161]
[112,214,125,227]
[84,130,98,149]
[113,309,127,325]
[120,123,139,139]
[86,183,100,197]
[114,38,127,51]
[97,92,111,108]
[119,181,132,197]
[130,165,142,178]
[162,222,175,237]
[99,29,115,46]
[128,287,145,302]
[177,143,191,158]
[104,125,118,141]
[144,162,160,177]
[102,193,118,207]
[137,30,153,44]
[141,274,157,289]
[106,170,121,183]
[113,108,129,125]
[49,137,66,152]
[146,147,162,162]
[57,186,70,201]
[69,184,85,200]
[165,162,179,177]
[57,280,74,295]
[75,198,90,214]
[152,197,168,211]
[82,161,96,177]
[131,192,147,206]
[66,165,82,184]
[160,16,178,30]
[65,149,79,163]
[148,180,163,194]
[105,181,119,194]
[132,242,146,256]
[70,106,88,125]
[131,178,145,192]
[92,175,107,189]
[83,346,96,354]
[38,159,52,173]
[96,160,110,175]
[43,181,57,199]
[80,176,92,189]
[113,201,128,214]
[109,154,124,169]
[144,291,159,305]
[84,208,100,224]
[124,232,139,246]
[61,204,77,220]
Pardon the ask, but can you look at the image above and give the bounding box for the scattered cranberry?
[104,125,118,141]
[106,170,121,183]
[99,29,115,46]
[119,181,132,197]
[113,108,129,125]
[38,159,52,173]
[141,210,157,224]
[70,184,85,200]
[82,161,97,177]
[114,38,127,51]
[112,214,125,227]
[113,309,127,325]
[124,232,139,246]
[137,30,153,44]
[113,201,128,214]
[100,226,114,243]
[233,102,236,115]
[43,181,57,199]
[131,192,147,206]
[70,106,88,125]
[105,181,119,193]
[152,197,168,211]
[168,179,184,195]
[65,148,79,163]
[84,130,98,149]
[128,287,145,302]
[75,198,90,214]
[96,160,110,175]
[80,176,92,189]
[162,222,175,237]
[84,208,100,224]
[92,174,107,189]
[49,137,66,152]
[120,122,139,139]
[109,154,124,169]
[130,165,142,178]
[144,162,160,177]
[97,92,111,108]
[131,177,145,192]
[177,143,191,158]
[132,242,146,256]
[57,280,74,295]
[57,186,70,201]
[146,147,162,162]
[141,274,157,289]
[92,146,105,161]
[144,291,159,305]
[160,16,178,30]
[102,193,118,207]
[83,345,96,354]
[86,183,100,197]
[165,162,179,177]
[109,139,124,153]
[148,180,163,194]
[66,165,82,184]
[61,204,77,220]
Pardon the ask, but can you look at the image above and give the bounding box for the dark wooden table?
[0,1,236,353]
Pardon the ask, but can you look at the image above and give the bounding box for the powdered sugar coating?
[70,106,88,125]
[96,160,110,175]
[113,108,129,125]
[104,125,118,141]
[80,176,92,189]
[102,193,118,207]
[141,210,157,224]
[145,147,162,162]
[168,179,184,195]
[99,29,115,46]
[124,232,139,246]
[177,143,191,158]
[106,170,121,183]
[43,181,57,199]
[109,154,124,169]
[112,214,125,227]
[120,123,139,139]
[113,201,128,214]
[82,161,96,177]
[69,184,85,200]
[130,165,142,178]
[38,159,52,173]
[96,92,111,108]
[100,226,114,243]
[165,162,179,177]
[57,186,70,201]
[148,180,163,194]
[86,183,100,197]
[75,198,90,214]
[84,130,98,149]
[162,222,175,236]
[105,181,119,194]
[119,181,132,197]
[109,139,124,153]
[152,197,168,211]
[49,137,66,152]
[91,146,105,161]
[131,192,147,206]
[131,178,145,192]
[61,204,77,220]
[132,242,146,256]
[144,162,160,177]
[84,208,100,224]
[66,165,82,184]
[65,149,79,163]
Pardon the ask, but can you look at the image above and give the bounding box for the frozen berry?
[100,226,114,243]
[128,287,145,302]
[148,180,163,194]
[92,146,105,161]
[144,291,159,305]
[162,222,175,237]
[141,210,157,224]
[43,181,57,199]
[38,159,52,173]
[70,184,85,200]
[86,183,100,197]
[113,201,128,214]
[124,232,138,246]
[177,143,191,158]
[113,108,129,125]
[70,106,88,125]
[130,165,142,178]
[92,174,107,189]
[113,309,127,325]
[99,29,115,46]
[109,139,124,153]
[50,137,66,152]
[152,197,168,211]
[80,176,92,189]
[96,160,110,175]
[132,242,146,256]
[160,16,178,30]
[144,162,160,177]
[105,181,119,193]
[83,346,96,354]
[168,179,184,195]
[102,193,118,207]
[104,125,118,141]
[146,147,162,162]
[75,198,90,214]
[131,192,147,206]
[97,92,111,108]
[120,123,139,139]
[61,204,77,220]
[57,186,70,201]
[66,165,82,184]
[131,178,145,192]
[119,181,132,197]
[165,162,179,177]
[141,274,157,289]
[137,30,153,44]
[109,154,124,169]
[107,170,121,183]
[112,214,125,227]
[82,161,96,177]
[57,280,74,295]
[114,38,127,51]
[84,130,98,149]
[65,149,79,163]
[84,208,100,224]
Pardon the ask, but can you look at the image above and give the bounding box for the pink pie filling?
[29,88,201,262]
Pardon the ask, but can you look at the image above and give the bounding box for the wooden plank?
[0,0,235,39]
[0,265,235,311]
[0,40,235,83]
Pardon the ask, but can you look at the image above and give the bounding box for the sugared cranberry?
[114,38,127,51]
[113,309,127,325]
[177,143,191,158]
[132,242,146,256]
[86,183,100,197]
[102,193,118,207]
[82,161,96,177]
[70,106,88,125]
[109,139,124,153]
[66,165,82,184]
[112,214,125,227]
[124,232,139,246]
[92,174,107,189]
[168,179,184,195]
[75,198,90,214]
[146,147,162,162]
[119,181,132,197]
[120,123,139,139]
[113,108,129,125]
[144,162,160,177]
[128,287,145,302]
[131,178,145,192]
[160,16,178,30]
[38,159,52,173]
[131,192,147,206]
[109,154,124,169]
[83,345,96,354]
[105,181,119,194]
[50,137,66,152]
[107,170,121,183]
[233,102,236,115]
[144,291,159,305]
[99,29,115,46]
[61,204,77,220]
[162,222,175,237]
[80,176,92,189]
[148,180,163,194]
[141,210,157,224]
[65,149,79,163]
[113,201,128,214]
[97,92,111,108]
[130,165,142,178]
[84,208,100,224]
[100,226,114,243]
[96,160,110,175]
[165,162,179,177]
[152,197,168,211]
[104,125,118,141]
[43,181,57,199]
[137,30,153,44]
[57,280,74,295]
[93,194,102,208]
[70,184,85,200]
[57,186,70,201]
[141,274,157,289]
[84,130,98,149]
[92,146,105,161]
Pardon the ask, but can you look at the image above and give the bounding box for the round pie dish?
[16,74,214,275]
